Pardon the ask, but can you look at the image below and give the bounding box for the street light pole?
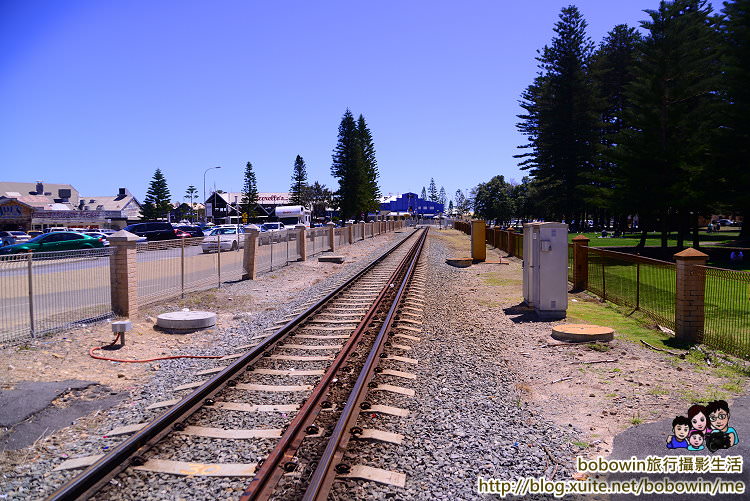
[203,166,221,223]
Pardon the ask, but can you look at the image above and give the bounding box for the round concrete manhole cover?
[551,323,614,342]
[157,311,217,331]
[445,257,472,268]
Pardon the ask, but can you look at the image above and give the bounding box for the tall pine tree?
[721,0,750,239]
[331,109,367,220]
[516,5,599,223]
[590,24,642,228]
[356,115,381,212]
[420,187,427,200]
[428,178,438,202]
[140,168,171,220]
[240,162,259,218]
[289,155,309,206]
[613,0,722,249]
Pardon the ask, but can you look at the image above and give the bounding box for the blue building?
[379,192,444,218]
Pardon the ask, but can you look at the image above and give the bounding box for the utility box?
[522,222,568,319]
[471,220,486,262]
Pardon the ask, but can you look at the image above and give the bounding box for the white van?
[274,206,311,227]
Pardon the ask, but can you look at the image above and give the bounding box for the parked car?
[123,222,190,241]
[27,230,44,238]
[176,225,204,238]
[262,222,285,232]
[84,232,111,246]
[8,231,31,243]
[0,232,106,254]
[0,231,16,246]
[44,227,69,233]
[200,226,245,253]
[717,219,736,227]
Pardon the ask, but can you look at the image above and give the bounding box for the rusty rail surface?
[240,227,428,500]
[302,227,428,500]
[46,229,420,501]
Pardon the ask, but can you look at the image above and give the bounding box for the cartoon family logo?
[666,400,739,452]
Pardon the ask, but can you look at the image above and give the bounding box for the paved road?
[0,245,210,278]
[0,246,244,339]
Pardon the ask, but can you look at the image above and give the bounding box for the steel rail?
[46,229,418,501]
[303,227,428,501]
[240,229,421,501]
[240,228,427,500]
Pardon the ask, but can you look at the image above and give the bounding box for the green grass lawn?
[567,231,750,271]
[568,231,743,248]
[577,257,750,359]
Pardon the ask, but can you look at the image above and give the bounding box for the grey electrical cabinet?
[522,222,568,319]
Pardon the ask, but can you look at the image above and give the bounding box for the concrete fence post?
[242,229,260,280]
[674,248,709,344]
[572,234,590,292]
[348,224,354,244]
[296,224,307,261]
[109,230,140,317]
[327,222,336,252]
[360,222,365,240]
[369,222,374,238]
[471,220,486,262]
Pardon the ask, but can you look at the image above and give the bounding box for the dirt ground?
[0,232,402,393]
[431,228,749,458]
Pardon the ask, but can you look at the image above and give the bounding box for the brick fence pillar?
[109,230,140,317]
[368,222,374,238]
[471,220,486,262]
[360,222,365,240]
[296,224,307,261]
[674,248,708,343]
[241,229,260,280]
[348,224,354,244]
[327,222,336,252]
[572,234,590,292]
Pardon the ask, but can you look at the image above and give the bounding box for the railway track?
[48,227,428,500]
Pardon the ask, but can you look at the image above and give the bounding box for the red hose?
[89,332,225,363]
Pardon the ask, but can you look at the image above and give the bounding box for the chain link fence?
[256,229,301,273]
[306,227,331,257]
[586,247,676,329]
[335,227,348,247]
[698,265,750,358]
[136,236,243,306]
[0,248,113,343]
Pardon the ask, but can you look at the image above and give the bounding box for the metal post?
[270,233,274,271]
[181,238,185,298]
[27,252,35,337]
[217,233,221,288]
[286,231,289,266]
[636,262,640,310]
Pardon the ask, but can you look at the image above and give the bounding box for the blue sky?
[0,0,722,204]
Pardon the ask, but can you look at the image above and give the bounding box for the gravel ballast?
[1,229,582,500]
[0,231,414,500]
[327,231,580,500]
